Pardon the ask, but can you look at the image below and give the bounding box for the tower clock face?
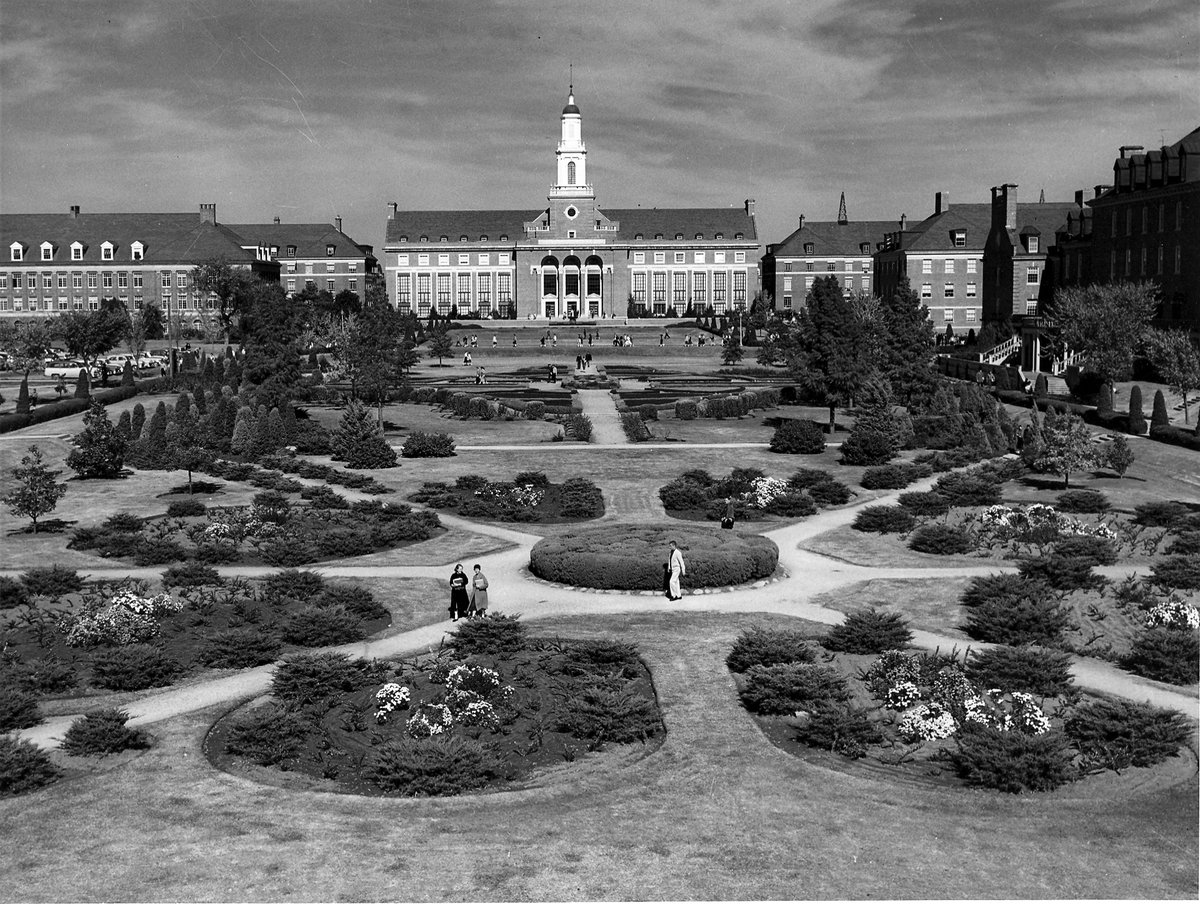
[565,206,578,219]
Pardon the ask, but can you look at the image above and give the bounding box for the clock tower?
[551,86,591,200]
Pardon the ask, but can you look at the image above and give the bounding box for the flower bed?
[530,524,778,591]
[0,570,392,702]
[728,627,1193,792]
[205,617,664,796]
[659,467,853,523]
[409,471,604,523]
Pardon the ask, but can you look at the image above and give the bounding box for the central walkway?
[574,387,627,445]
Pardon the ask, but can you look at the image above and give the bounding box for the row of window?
[393,232,744,243]
[1108,201,1186,238]
[397,252,512,268]
[781,260,871,273]
[284,261,358,274]
[629,271,746,304]
[921,258,981,274]
[285,278,358,294]
[0,270,193,291]
[0,295,216,313]
[920,282,980,299]
[784,276,871,293]
[395,272,513,313]
[633,250,745,265]
[10,240,146,263]
[1109,244,1185,280]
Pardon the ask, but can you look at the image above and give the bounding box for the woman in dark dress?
[449,564,471,621]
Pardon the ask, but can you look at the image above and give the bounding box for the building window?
[632,272,647,303]
[418,254,429,266]
[497,253,510,265]
[653,252,665,265]
[87,273,98,290]
[826,261,836,271]
[920,283,932,299]
[714,251,726,264]
[633,252,645,264]
[1158,204,1165,232]
[694,251,705,264]
[966,282,977,298]
[805,261,814,271]
[326,244,335,256]
[478,254,490,266]
[692,271,706,303]
[1027,236,1039,254]
[1141,207,1148,234]
[458,273,471,308]
[55,274,66,290]
[921,259,932,274]
[417,273,431,309]
[803,243,814,254]
[713,271,727,303]
[1176,201,1183,231]
[652,272,666,305]
[567,161,576,185]
[102,273,113,290]
[71,244,83,261]
[843,277,853,292]
[10,244,23,262]
[397,255,409,266]
[673,272,687,304]
[953,231,966,247]
[70,273,82,290]
[131,242,143,261]
[326,263,335,273]
[783,277,793,291]
[497,272,512,306]
[860,243,872,254]
[1124,250,1131,277]
[9,273,19,289]
[324,279,334,292]
[41,244,54,261]
[438,254,449,266]
[132,273,143,290]
[436,273,452,311]
[674,252,685,264]
[397,274,412,309]
[943,309,955,322]
[117,272,128,290]
[861,261,870,273]
[944,259,954,273]
[458,254,469,266]
[967,259,977,274]
[944,283,954,298]
[734,251,746,263]
[478,273,491,310]
[286,278,296,293]
[286,245,296,257]
[1027,267,1039,284]
[782,295,792,309]
[966,309,976,322]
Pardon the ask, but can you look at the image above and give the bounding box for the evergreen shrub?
[0,685,41,731]
[964,595,1071,646]
[161,562,222,588]
[554,683,661,744]
[1018,554,1105,592]
[964,646,1074,697]
[726,627,817,672]
[91,644,182,691]
[279,605,366,647]
[839,430,897,466]
[401,432,456,458]
[1122,628,1199,685]
[225,706,310,766]
[166,498,207,517]
[795,703,883,758]
[860,462,930,490]
[21,565,84,598]
[897,491,951,517]
[852,505,916,534]
[769,419,825,454]
[61,709,151,757]
[1150,555,1200,590]
[369,736,497,795]
[739,663,851,715]
[451,613,529,656]
[0,736,60,797]
[0,576,31,609]
[197,628,283,669]
[1064,699,1192,772]
[908,523,974,554]
[674,399,699,420]
[947,725,1075,792]
[1127,385,1147,435]
[820,608,912,654]
[270,652,382,710]
[1055,489,1109,514]
[1133,501,1193,528]
[932,473,1001,507]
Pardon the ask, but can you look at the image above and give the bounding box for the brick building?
[381,89,759,320]
[761,195,892,315]
[228,218,377,300]
[873,193,990,336]
[0,204,278,329]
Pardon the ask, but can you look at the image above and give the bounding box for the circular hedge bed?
[530,525,779,591]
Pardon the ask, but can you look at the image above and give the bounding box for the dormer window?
[286,245,296,257]
[1027,236,1040,254]
[459,235,469,242]
[860,243,871,254]
[634,233,643,240]
[270,245,279,255]
[40,242,55,261]
[131,241,144,261]
[479,235,488,242]
[952,230,967,247]
[399,235,409,243]
[101,241,115,261]
[439,235,448,242]
[803,242,815,254]
[70,242,85,261]
[655,233,663,240]
[499,234,508,242]
[419,235,429,243]
[326,244,336,256]
[735,232,744,240]
[9,242,23,262]
[695,233,703,240]
[714,232,724,240]
[675,233,684,240]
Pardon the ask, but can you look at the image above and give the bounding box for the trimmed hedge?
[769,419,826,454]
[529,524,778,590]
[852,505,916,534]
[401,432,456,458]
[726,627,817,672]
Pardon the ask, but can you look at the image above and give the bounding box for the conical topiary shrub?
[1127,385,1147,435]
[73,369,91,399]
[1151,390,1170,429]
[1097,383,1114,412]
[121,360,135,386]
[16,376,30,414]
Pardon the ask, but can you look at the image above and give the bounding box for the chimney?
[1003,183,1017,230]
[335,215,343,233]
[69,205,80,218]
[744,199,755,217]
[899,214,907,231]
[935,191,949,215]
[1094,185,1105,198]
[798,214,805,229]
[273,216,280,225]
[199,203,217,225]
[389,201,399,219]
[1074,189,1084,208]
[1119,145,1144,159]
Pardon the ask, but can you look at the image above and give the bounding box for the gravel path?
[574,388,626,445]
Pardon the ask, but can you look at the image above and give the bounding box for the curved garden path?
[15,472,1198,751]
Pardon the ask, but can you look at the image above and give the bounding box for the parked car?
[44,361,102,380]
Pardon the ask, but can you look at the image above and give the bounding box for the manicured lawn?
[3,612,1195,901]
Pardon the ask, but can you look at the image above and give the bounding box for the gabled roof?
[896,204,992,252]
[384,207,758,245]
[0,213,261,264]
[228,223,370,259]
[770,219,894,257]
[1012,203,1076,253]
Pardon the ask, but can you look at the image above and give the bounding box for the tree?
[16,376,30,415]
[426,324,453,366]
[166,407,210,494]
[721,331,744,366]
[141,304,165,341]
[1024,413,1096,488]
[840,380,901,465]
[73,369,90,399]
[3,446,68,534]
[332,400,397,469]
[788,276,878,431]
[1144,328,1200,424]
[1049,282,1158,382]
[66,400,129,479]
[879,277,937,405]
[120,360,135,386]
[1150,390,1170,429]
[192,259,258,341]
[240,281,304,409]
[51,310,127,364]
[1127,385,1147,435]
[230,407,254,456]
[0,321,53,375]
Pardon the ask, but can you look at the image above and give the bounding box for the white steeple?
[551,85,591,199]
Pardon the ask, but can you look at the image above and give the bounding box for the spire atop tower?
[837,191,848,225]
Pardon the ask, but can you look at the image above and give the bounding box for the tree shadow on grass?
[9,518,76,535]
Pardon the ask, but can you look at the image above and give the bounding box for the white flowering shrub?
[930,666,976,710]
[476,483,544,508]
[1145,598,1200,631]
[897,702,957,742]
[979,504,1115,542]
[885,681,921,710]
[198,508,278,544]
[747,476,789,509]
[456,700,501,731]
[406,702,454,738]
[1009,692,1051,735]
[442,664,512,727]
[374,683,411,724]
[65,590,182,647]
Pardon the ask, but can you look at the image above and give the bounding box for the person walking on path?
[721,496,736,530]
[449,564,471,621]
[469,564,489,618]
[667,540,686,601]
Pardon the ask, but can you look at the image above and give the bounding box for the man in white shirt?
[668,540,686,601]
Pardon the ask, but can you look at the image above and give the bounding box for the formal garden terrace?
[1,300,1197,901]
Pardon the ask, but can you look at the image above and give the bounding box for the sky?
[1,0,1197,254]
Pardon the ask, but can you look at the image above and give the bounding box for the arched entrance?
[584,255,603,317]
[563,255,581,318]
[540,256,559,318]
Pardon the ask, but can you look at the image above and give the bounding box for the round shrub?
[1018,555,1105,592]
[739,663,851,715]
[132,538,187,566]
[795,703,883,759]
[853,505,916,534]
[529,525,778,591]
[1133,501,1192,529]
[104,512,143,533]
[839,431,897,466]
[1064,698,1192,772]
[315,584,389,621]
[964,596,1071,646]
[161,562,223,589]
[197,628,283,669]
[788,468,834,490]
[0,735,60,797]
[270,652,379,710]
[897,491,951,517]
[769,419,825,454]
[91,644,183,691]
[1055,489,1109,514]
[0,685,41,731]
[260,569,326,604]
[1122,628,1199,685]
[60,709,151,757]
[1166,531,1200,556]
[821,608,912,654]
[451,613,529,657]
[1052,535,1117,567]
[166,498,207,518]
[946,725,1075,793]
[22,565,84,598]
[860,463,929,490]
[554,683,662,744]
[401,431,456,458]
[1150,555,1200,590]
[369,735,497,796]
[225,705,311,766]
[726,627,817,672]
[0,576,30,610]
[908,523,974,555]
[932,473,1002,507]
[964,646,1074,697]
[808,480,852,506]
[279,605,366,647]
[961,574,1053,610]
[763,490,816,517]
